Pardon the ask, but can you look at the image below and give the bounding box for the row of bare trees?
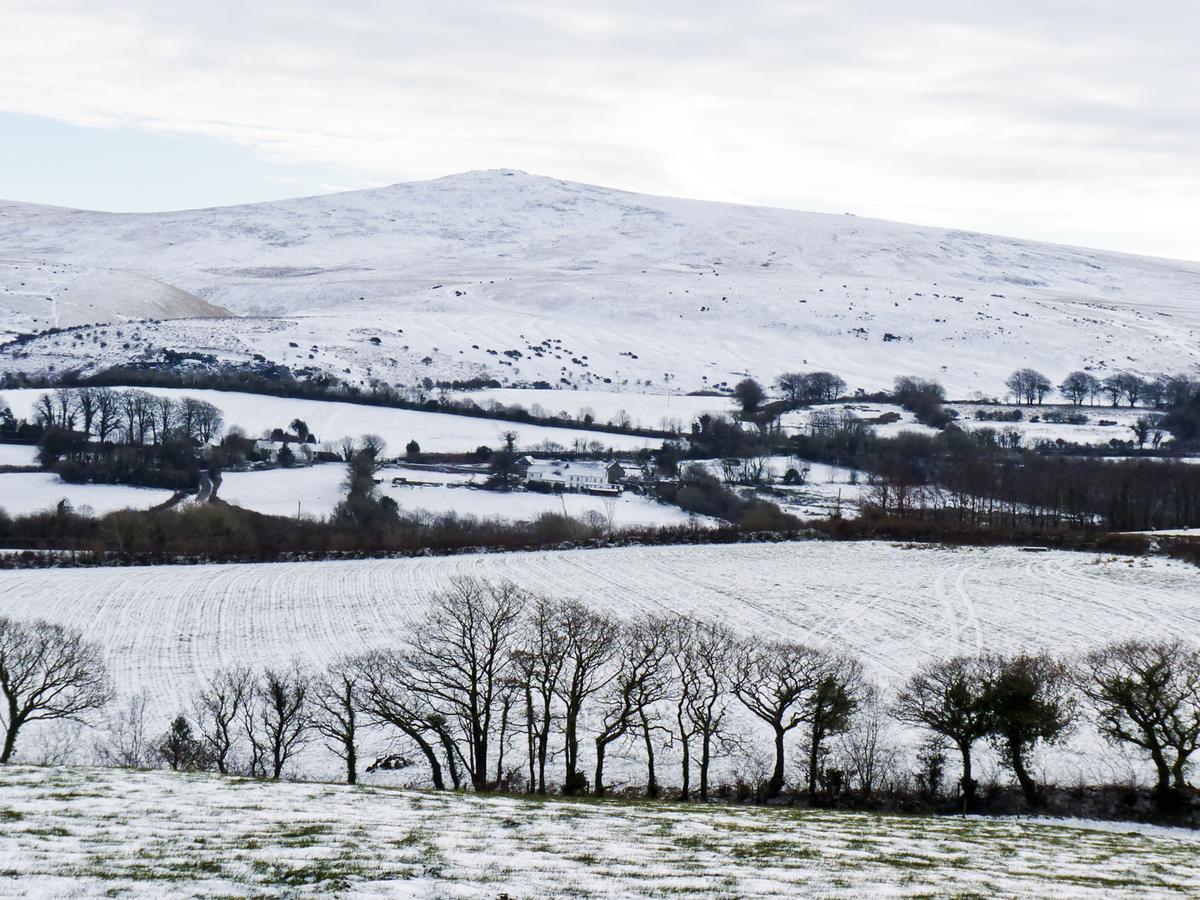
[3,600,1198,814]
[31,387,223,447]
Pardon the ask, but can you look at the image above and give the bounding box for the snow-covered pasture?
[0,387,661,455]
[0,472,173,517]
[1,764,1196,898]
[219,463,706,528]
[780,402,940,439]
[689,456,870,519]
[0,542,1196,786]
[0,443,37,467]
[949,403,1156,447]
[448,386,735,430]
[784,401,1164,448]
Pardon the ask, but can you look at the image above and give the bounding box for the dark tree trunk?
[594,740,608,797]
[0,707,20,764]
[401,726,444,790]
[678,731,691,801]
[807,720,821,801]
[641,711,658,799]
[1007,737,1039,806]
[537,694,553,794]
[766,727,786,799]
[495,698,510,787]
[440,730,462,789]
[699,731,712,801]
[958,741,976,810]
[524,687,536,793]
[564,707,582,794]
[1149,743,1175,804]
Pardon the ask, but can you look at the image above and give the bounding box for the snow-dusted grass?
[0,764,1195,898]
[218,463,705,528]
[0,542,1197,785]
[0,443,37,467]
[0,472,173,517]
[0,387,661,455]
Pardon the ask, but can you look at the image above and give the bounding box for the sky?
[1,1,1198,260]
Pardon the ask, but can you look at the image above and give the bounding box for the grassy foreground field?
[0,765,1197,898]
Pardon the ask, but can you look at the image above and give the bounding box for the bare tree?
[356,649,450,789]
[669,616,737,800]
[359,433,387,461]
[733,641,824,799]
[893,655,993,808]
[192,400,224,444]
[244,664,311,779]
[555,601,619,794]
[194,666,253,775]
[119,389,154,445]
[75,387,98,436]
[592,617,670,797]
[52,387,80,429]
[311,660,362,785]
[94,693,153,768]
[0,617,112,763]
[1006,369,1052,405]
[1059,371,1098,406]
[93,387,120,442]
[982,651,1075,806]
[150,395,178,445]
[1079,639,1200,806]
[837,686,898,800]
[511,597,568,793]
[405,577,527,791]
[32,392,55,428]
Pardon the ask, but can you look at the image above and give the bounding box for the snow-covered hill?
[0,257,228,332]
[2,170,1199,396]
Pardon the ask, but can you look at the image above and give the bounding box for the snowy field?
[780,403,940,439]
[0,472,173,517]
[0,542,1196,785]
[0,443,37,467]
[690,456,869,519]
[0,388,660,455]
[218,463,706,528]
[448,387,734,430]
[786,402,1163,448]
[1,765,1196,899]
[949,404,1153,447]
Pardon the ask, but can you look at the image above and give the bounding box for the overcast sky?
[2,1,1197,259]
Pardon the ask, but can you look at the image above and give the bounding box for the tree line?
[5,365,673,438]
[3,583,1197,820]
[25,387,224,492]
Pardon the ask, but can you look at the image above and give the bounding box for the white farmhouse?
[524,460,624,493]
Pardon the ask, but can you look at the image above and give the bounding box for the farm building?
[524,459,624,493]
